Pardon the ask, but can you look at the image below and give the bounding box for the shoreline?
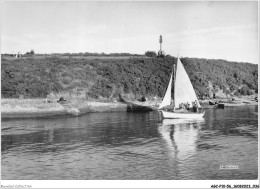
[1,97,258,119]
[1,98,157,119]
[199,97,258,108]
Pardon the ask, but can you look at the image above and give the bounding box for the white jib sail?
[174,58,201,108]
[159,72,173,109]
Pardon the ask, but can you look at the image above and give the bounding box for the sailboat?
[158,57,205,119]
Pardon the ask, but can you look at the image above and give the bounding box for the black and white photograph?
[1,1,259,188]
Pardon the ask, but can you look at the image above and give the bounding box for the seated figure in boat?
[174,102,188,113]
[193,100,199,113]
[185,102,190,111]
[192,100,204,113]
[179,103,185,110]
[164,105,175,112]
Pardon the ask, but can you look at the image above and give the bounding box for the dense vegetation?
[1,54,258,99]
[181,57,258,98]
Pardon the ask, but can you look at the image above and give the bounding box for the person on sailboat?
[192,101,196,112]
[192,101,195,111]
[194,100,199,113]
[182,103,186,110]
[185,102,190,111]
[179,103,185,110]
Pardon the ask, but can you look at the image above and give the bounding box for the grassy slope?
[1,55,258,100]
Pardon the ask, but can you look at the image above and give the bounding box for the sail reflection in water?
[158,118,205,178]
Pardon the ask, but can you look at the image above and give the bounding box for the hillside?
[1,55,258,100]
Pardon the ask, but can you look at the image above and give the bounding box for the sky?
[1,1,259,64]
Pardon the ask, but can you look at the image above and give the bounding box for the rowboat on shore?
[209,100,218,105]
[158,57,205,119]
[208,100,225,109]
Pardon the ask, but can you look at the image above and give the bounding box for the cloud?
[164,24,258,64]
[169,24,257,41]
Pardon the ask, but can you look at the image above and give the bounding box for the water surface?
[1,106,258,179]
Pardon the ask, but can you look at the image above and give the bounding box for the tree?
[26,49,35,55]
[145,51,157,57]
[30,49,35,54]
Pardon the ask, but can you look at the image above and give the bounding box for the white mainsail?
[174,58,201,108]
[158,71,173,109]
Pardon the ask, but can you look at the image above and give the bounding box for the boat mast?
[173,58,177,107]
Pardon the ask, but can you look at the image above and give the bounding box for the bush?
[145,51,157,57]
[234,91,240,96]
[238,86,251,95]
[62,77,70,85]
